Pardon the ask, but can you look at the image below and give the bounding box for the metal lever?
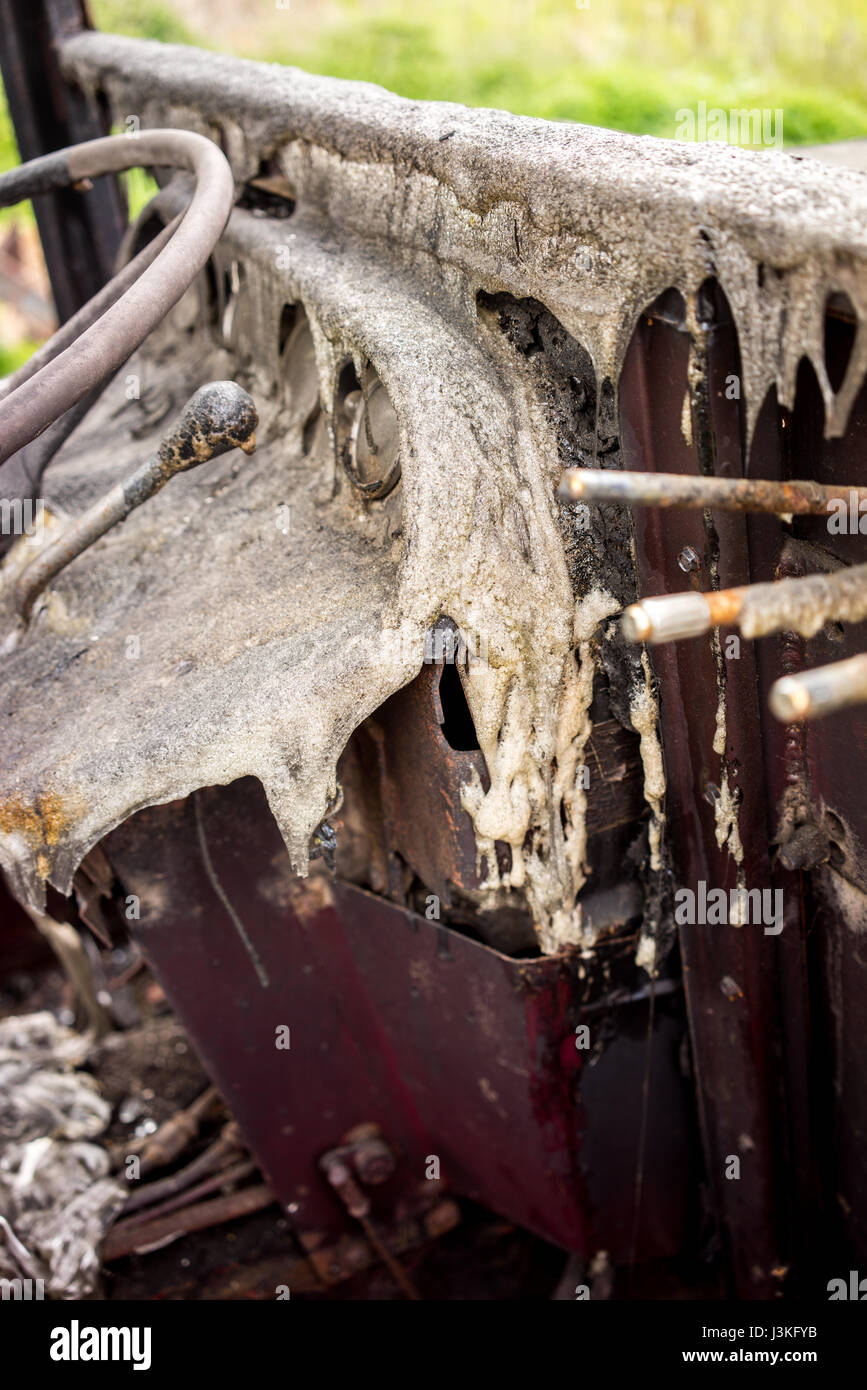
[11,381,257,633]
[559,467,867,517]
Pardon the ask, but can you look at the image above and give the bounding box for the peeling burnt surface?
[332,653,647,955]
[477,292,631,607]
[476,290,649,753]
[472,292,659,946]
[0,47,687,954]
[5,35,867,950]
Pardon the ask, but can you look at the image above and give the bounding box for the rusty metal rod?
[108,1084,223,1173]
[358,1213,422,1301]
[122,1158,256,1227]
[622,563,867,645]
[122,1124,244,1215]
[559,468,867,516]
[0,130,234,463]
[320,1148,420,1299]
[102,1182,275,1261]
[770,653,867,722]
[11,382,257,630]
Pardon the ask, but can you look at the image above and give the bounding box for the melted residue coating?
[2,34,867,953]
[630,651,667,874]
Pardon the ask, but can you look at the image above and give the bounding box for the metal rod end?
[557,470,585,502]
[769,654,867,722]
[622,592,712,645]
[157,380,259,477]
[769,676,812,723]
[621,603,653,643]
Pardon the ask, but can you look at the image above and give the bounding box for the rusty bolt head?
[677,544,701,574]
[319,1151,371,1218]
[423,1199,461,1239]
[343,1123,396,1185]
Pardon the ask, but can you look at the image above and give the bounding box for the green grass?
[89,1,195,47]
[250,0,867,146]
[0,336,40,376]
[4,0,867,181]
[3,0,867,368]
[80,0,867,147]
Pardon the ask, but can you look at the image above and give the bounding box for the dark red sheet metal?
[103,775,694,1262]
[619,290,792,1297]
[781,331,867,1276]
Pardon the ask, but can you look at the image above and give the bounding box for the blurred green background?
[89,0,867,141]
[3,0,867,370]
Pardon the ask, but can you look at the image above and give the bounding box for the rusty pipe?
[770,653,867,722]
[0,130,234,463]
[102,1183,275,1262]
[622,563,867,645]
[120,1158,257,1230]
[559,468,867,517]
[11,382,257,631]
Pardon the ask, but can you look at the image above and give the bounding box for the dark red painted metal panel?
[104,776,695,1261]
[619,292,791,1296]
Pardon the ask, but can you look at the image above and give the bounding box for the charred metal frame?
[1,12,866,1301]
[0,0,126,321]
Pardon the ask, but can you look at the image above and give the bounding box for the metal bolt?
[343,1123,396,1186]
[622,565,867,646]
[319,1151,370,1219]
[622,591,713,644]
[677,545,701,574]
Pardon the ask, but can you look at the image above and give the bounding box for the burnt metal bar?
[0,130,234,464]
[101,1183,276,1262]
[559,467,867,517]
[11,381,257,631]
[0,0,126,321]
[0,213,179,403]
[623,564,867,645]
[770,653,867,722]
[0,210,184,536]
